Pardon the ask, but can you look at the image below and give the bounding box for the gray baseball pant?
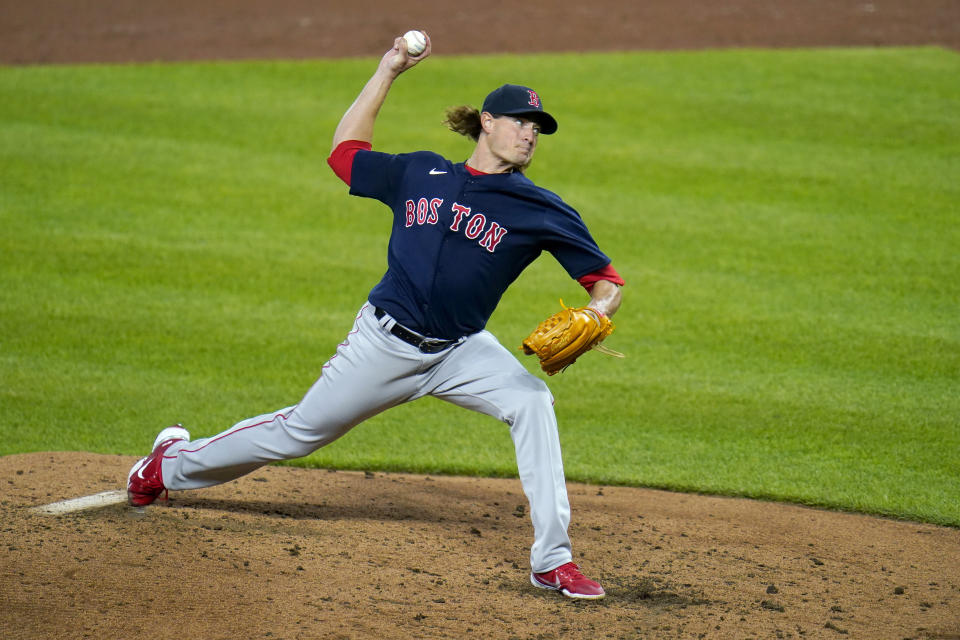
[161,302,574,573]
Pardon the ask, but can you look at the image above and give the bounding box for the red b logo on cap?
[527,90,540,108]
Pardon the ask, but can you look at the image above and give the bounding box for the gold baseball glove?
[521,301,620,375]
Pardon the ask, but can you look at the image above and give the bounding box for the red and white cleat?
[127,425,190,507]
[531,562,605,599]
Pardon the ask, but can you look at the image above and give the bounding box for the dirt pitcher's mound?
[1,452,958,639]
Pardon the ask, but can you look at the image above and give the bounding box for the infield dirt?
[2,1,959,639]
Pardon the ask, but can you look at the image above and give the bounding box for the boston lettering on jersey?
[405,197,509,253]
[349,149,610,339]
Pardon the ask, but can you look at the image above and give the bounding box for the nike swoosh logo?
[135,459,149,480]
[429,169,447,175]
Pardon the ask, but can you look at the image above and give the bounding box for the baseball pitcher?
[127,32,624,599]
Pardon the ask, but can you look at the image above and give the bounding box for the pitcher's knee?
[500,374,555,425]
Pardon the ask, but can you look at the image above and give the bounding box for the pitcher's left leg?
[506,376,573,573]
[426,331,572,573]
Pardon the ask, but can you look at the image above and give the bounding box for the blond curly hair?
[443,105,483,141]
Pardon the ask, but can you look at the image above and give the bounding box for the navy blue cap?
[481,84,558,135]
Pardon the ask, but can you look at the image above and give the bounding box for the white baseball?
[403,30,427,56]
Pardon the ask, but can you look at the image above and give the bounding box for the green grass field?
[1,47,958,526]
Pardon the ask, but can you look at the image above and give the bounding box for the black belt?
[374,307,458,354]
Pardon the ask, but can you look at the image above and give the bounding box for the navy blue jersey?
[350,149,611,340]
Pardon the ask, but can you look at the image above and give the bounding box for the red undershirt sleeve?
[327,140,373,186]
[577,263,626,292]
